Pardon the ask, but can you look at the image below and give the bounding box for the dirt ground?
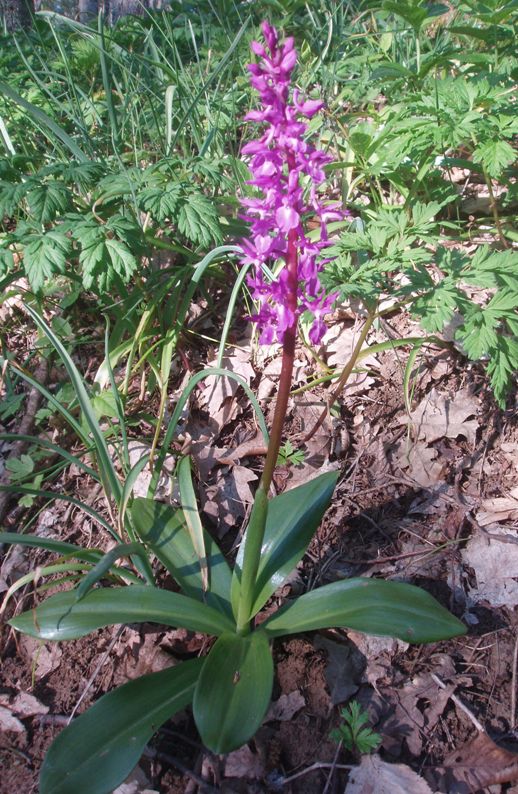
[1,306,518,793]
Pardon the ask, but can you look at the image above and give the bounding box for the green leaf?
[40,659,203,794]
[232,471,338,618]
[331,702,381,754]
[473,139,516,178]
[23,304,122,505]
[27,182,71,225]
[0,179,29,217]
[193,630,273,754]
[89,389,119,421]
[177,193,222,248]
[138,183,182,222]
[0,80,89,163]
[177,455,208,592]
[411,279,463,333]
[73,543,148,602]
[262,578,466,643]
[0,244,14,276]
[9,585,234,641]
[486,336,518,407]
[23,231,71,292]
[0,531,107,563]
[6,453,34,481]
[104,238,138,281]
[73,216,138,291]
[130,497,233,619]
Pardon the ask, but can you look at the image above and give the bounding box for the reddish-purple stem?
[259,155,299,494]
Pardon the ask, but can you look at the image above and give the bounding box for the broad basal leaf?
[130,497,233,618]
[193,630,273,754]
[261,578,466,643]
[0,531,105,563]
[231,471,338,618]
[40,659,203,794]
[9,585,234,640]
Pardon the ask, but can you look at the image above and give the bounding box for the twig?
[511,632,518,730]
[301,313,376,444]
[431,673,485,732]
[36,714,70,727]
[68,627,123,722]
[279,762,354,787]
[143,747,219,793]
[340,537,463,567]
[322,740,342,794]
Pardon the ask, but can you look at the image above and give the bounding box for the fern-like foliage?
[324,206,518,406]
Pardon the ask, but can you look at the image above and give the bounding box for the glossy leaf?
[73,543,148,602]
[9,585,234,641]
[177,455,208,591]
[193,630,273,754]
[130,497,233,618]
[262,578,466,643]
[232,471,338,618]
[40,659,203,794]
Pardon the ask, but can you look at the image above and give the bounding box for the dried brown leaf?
[0,692,49,717]
[347,632,408,687]
[443,731,518,791]
[345,754,434,793]
[20,637,62,678]
[198,348,255,430]
[476,494,518,527]
[403,388,479,445]
[462,527,518,607]
[393,441,443,487]
[0,705,25,734]
[265,691,306,722]
[224,745,265,779]
[323,323,378,396]
[315,636,364,706]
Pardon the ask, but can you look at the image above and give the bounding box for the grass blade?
[0,80,88,162]
[23,304,122,505]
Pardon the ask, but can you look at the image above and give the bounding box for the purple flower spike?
[239,22,342,345]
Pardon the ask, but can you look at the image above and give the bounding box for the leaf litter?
[2,274,518,794]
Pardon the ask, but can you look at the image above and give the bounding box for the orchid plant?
[2,23,465,794]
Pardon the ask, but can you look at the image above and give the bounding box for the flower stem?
[236,228,298,635]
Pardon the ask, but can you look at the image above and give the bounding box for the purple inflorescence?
[239,21,342,345]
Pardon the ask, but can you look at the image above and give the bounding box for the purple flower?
[239,21,342,345]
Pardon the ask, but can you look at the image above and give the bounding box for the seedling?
[330,701,382,755]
